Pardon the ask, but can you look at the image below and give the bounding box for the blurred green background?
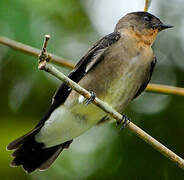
[1,0,184,179]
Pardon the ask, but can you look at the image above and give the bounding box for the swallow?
[7,11,173,173]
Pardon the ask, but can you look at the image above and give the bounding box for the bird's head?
[115,11,173,45]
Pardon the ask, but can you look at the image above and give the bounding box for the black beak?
[160,24,174,30]
[153,24,173,31]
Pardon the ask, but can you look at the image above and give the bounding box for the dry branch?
[0,36,74,68]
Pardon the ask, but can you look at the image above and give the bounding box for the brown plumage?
[7,11,172,173]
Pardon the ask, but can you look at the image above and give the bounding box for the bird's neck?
[120,28,159,47]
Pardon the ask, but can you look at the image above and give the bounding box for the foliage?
[0,0,184,179]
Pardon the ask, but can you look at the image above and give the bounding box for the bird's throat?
[122,28,159,47]
[133,29,159,46]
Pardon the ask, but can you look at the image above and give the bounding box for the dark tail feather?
[7,127,41,150]
[39,140,72,171]
[7,129,73,173]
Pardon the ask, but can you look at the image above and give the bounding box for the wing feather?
[36,31,121,127]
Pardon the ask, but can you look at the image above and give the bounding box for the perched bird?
[7,11,172,173]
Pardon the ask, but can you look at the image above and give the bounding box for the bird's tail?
[7,127,73,173]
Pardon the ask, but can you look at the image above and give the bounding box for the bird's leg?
[85,90,96,105]
[117,114,130,129]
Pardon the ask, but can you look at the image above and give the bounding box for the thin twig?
[38,35,184,170]
[0,36,184,96]
[144,0,152,12]
[146,83,184,96]
[0,36,74,68]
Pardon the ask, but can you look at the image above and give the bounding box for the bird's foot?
[86,90,96,105]
[117,114,130,129]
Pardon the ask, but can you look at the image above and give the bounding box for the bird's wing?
[36,31,121,127]
[133,56,157,99]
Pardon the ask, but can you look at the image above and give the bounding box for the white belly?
[35,102,106,148]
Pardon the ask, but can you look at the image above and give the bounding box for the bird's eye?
[143,15,152,22]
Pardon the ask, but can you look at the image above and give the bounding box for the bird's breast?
[66,48,152,115]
